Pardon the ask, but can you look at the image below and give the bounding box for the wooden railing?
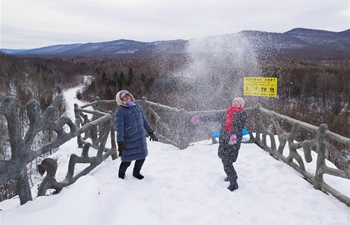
[0,95,117,205]
[243,104,350,207]
[111,97,350,206]
[1,95,349,207]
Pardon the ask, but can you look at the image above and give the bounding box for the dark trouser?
[118,158,145,178]
[221,158,238,184]
[133,158,145,176]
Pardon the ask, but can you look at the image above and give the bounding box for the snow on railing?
[101,97,350,207]
[39,96,350,207]
[37,97,119,199]
[1,95,349,207]
[0,94,117,205]
[244,104,350,207]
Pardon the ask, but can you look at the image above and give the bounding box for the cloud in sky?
[1,0,349,49]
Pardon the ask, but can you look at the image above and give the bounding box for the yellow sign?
[244,77,278,97]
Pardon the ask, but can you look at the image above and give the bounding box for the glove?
[149,131,158,141]
[117,141,128,156]
[191,115,201,124]
[228,134,237,145]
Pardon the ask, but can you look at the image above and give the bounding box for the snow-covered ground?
[1,87,349,225]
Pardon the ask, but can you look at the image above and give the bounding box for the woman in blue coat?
[115,90,158,180]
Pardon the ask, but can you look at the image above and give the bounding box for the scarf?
[224,106,243,133]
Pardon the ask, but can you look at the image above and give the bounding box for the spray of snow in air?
[167,34,261,110]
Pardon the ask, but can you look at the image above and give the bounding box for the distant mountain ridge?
[1,28,349,57]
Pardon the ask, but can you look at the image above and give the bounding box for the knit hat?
[232,97,245,108]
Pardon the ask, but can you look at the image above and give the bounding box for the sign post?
[244,77,278,97]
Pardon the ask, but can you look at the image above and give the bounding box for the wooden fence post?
[178,109,189,149]
[314,123,328,190]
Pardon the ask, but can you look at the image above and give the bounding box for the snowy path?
[1,87,349,225]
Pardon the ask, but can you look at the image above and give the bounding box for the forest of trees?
[259,57,350,138]
[1,51,349,145]
[85,55,350,137]
[0,46,349,201]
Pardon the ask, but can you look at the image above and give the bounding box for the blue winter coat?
[115,104,153,162]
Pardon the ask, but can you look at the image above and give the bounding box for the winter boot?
[118,161,131,179]
[228,182,239,192]
[133,158,145,180]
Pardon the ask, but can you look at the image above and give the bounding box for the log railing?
[127,98,350,206]
[1,95,349,207]
[243,104,350,207]
[72,97,350,207]
[0,95,117,205]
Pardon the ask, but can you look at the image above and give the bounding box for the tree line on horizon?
[1,51,349,144]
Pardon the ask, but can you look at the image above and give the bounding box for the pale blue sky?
[1,0,349,49]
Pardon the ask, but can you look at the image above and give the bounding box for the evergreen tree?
[117,71,125,90]
[127,68,134,86]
